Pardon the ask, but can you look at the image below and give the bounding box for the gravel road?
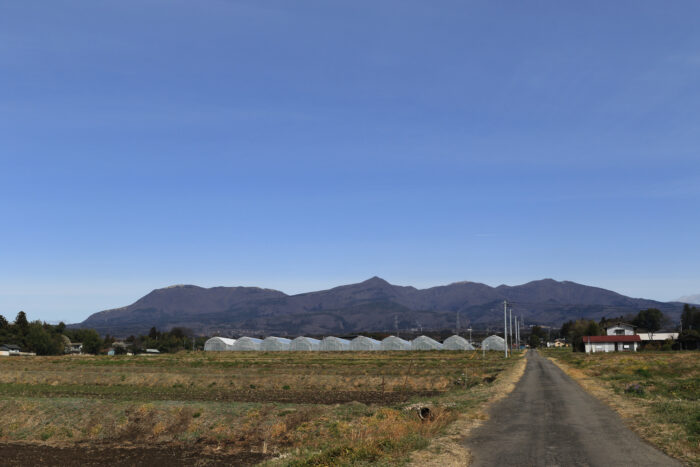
[465,350,680,466]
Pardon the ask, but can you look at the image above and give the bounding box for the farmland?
[0,350,523,466]
[544,349,699,466]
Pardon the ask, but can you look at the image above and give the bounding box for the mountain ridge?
[74,278,683,336]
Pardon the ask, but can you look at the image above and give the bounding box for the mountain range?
[676,294,700,305]
[74,277,683,337]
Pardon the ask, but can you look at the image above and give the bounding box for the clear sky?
[1,1,699,323]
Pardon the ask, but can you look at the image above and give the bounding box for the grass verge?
[543,349,699,466]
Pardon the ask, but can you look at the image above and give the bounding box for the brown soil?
[0,444,270,466]
[3,387,440,404]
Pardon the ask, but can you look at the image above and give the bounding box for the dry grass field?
[0,350,521,466]
[544,349,699,466]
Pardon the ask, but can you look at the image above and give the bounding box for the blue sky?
[1,1,699,323]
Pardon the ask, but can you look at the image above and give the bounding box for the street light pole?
[504,300,508,358]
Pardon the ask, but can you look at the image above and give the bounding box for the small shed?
[204,337,236,351]
[481,335,506,351]
[380,335,411,351]
[289,336,321,351]
[412,335,444,351]
[261,336,292,351]
[231,337,263,351]
[443,335,475,351]
[320,336,351,351]
[350,336,382,351]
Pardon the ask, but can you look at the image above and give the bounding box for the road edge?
[546,355,694,467]
[408,352,528,467]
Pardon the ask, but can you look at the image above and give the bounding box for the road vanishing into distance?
[465,351,681,467]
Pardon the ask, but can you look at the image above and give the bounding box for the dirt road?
[465,351,680,467]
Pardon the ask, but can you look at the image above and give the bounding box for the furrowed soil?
[0,444,269,466]
[0,350,521,466]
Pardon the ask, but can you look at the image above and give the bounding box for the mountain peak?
[361,276,391,286]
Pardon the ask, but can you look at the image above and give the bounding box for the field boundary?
[546,354,695,466]
[408,351,528,467]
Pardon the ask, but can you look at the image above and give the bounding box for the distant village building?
[638,332,679,343]
[583,335,640,353]
[66,342,83,354]
[584,323,639,353]
[0,344,20,356]
[606,323,636,336]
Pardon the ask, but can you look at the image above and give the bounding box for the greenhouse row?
[204,334,505,352]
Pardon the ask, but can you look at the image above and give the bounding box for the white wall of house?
[606,324,635,336]
[585,341,638,353]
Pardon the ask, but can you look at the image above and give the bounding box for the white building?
[261,336,292,351]
[289,336,321,351]
[320,336,351,351]
[411,335,443,351]
[638,332,679,343]
[231,337,263,351]
[583,335,640,353]
[380,335,411,351]
[443,335,475,351]
[204,337,236,351]
[350,336,382,351]
[605,323,636,336]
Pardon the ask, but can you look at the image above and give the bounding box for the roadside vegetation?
[0,350,521,465]
[544,349,699,465]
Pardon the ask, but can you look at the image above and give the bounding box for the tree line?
[558,306,700,351]
[0,311,102,355]
[0,312,207,355]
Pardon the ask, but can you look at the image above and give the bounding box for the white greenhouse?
[443,335,475,351]
[320,336,351,351]
[481,335,506,351]
[203,337,236,351]
[380,335,412,351]
[261,336,292,351]
[411,335,444,351]
[350,336,382,351]
[289,336,321,351]
[231,336,263,351]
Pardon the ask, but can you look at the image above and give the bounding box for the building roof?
[637,332,679,341]
[585,335,641,343]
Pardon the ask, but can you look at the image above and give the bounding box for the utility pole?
[509,306,513,353]
[504,300,509,358]
[394,315,399,338]
[514,316,518,350]
[468,327,472,345]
